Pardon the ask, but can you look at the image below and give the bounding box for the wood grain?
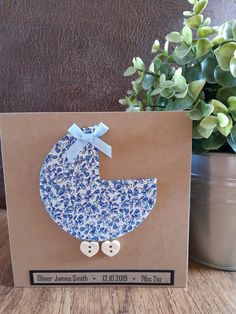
[0,0,236,207]
[0,210,235,314]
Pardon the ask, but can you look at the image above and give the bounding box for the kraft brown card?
[0,112,192,287]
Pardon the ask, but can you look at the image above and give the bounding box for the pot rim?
[192,151,236,178]
[193,152,236,158]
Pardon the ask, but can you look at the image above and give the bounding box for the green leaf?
[119,98,128,105]
[197,26,216,37]
[153,59,161,74]
[126,106,140,112]
[228,96,236,120]
[155,96,167,109]
[146,106,154,112]
[132,57,145,71]
[212,36,225,45]
[233,21,236,40]
[202,132,226,150]
[168,95,193,110]
[197,124,214,138]
[199,100,214,117]
[196,38,213,58]
[150,87,162,96]
[193,0,208,14]
[159,62,170,76]
[201,54,218,83]
[185,14,204,29]
[162,80,175,88]
[210,99,228,115]
[230,56,236,77]
[182,26,192,45]
[149,63,155,74]
[160,88,175,99]
[200,116,217,129]
[192,124,203,139]
[217,86,236,104]
[202,17,211,27]
[160,73,166,86]
[227,125,236,152]
[183,11,193,17]
[185,65,201,82]
[198,91,205,101]
[127,90,134,95]
[187,0,197,4]
[174,42,191,59]
[128,96,142,107]
[166,32,182,43]
[164,41,169,53]
[164,102,175,111]
[188,79,206,101]
[173,67,182,79]
[151,40,160,53]
[174,76,187,92]
[214,65,236,87]
[123,67,136,76]
[220,21,235,40]
[217,116,232,136]
[217,113,229,127]
[214,42,236,71]
[131,79,143,94]
[228,96,236,107]
[175,89,188,98]
[173,50,194,65]
[146,91,154,107]
[142,74,155,90]
[188,109,203,120]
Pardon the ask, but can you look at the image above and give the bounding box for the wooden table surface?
[0,209,235,314]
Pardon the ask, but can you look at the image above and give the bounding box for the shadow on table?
[0,210,14,286]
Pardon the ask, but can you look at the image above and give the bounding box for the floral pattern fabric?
[39,129,157,242]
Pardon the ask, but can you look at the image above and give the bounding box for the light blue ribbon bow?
[67,123,112,162]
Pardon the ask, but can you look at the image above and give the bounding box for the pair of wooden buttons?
[80,240,120,257]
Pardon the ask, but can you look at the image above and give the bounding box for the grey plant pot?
[190,153,236,271]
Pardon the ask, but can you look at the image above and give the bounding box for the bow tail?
[67,141,86,162]
[93,138,112,158]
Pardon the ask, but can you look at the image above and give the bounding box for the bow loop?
[67,123,112,162]
[93,122,109,137]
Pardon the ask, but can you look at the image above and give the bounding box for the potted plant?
[119,0,236,270]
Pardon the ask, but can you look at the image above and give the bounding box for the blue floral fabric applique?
[39,126,157,242]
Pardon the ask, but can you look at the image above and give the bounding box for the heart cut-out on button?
[80,241,99,257]
[101,240,120,257]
